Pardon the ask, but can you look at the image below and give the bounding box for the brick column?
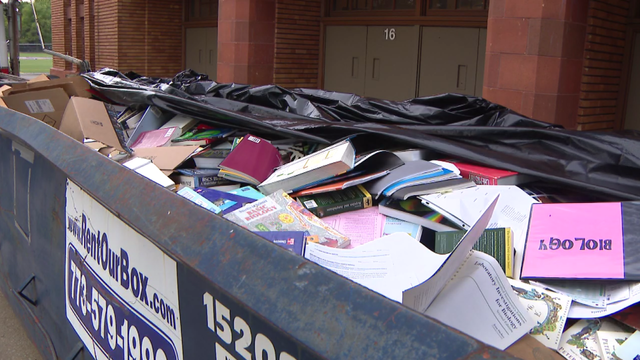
[483,0,589,129]
[51,0,76,76]
[217,0,276,85]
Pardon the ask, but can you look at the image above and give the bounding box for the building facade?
[50,0,640,131]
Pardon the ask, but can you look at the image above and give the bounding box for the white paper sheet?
[322,207,385,249]
[420,186,538,279]
[426,252,533,351]
[402,195,499,313]
[568,282,640,318]
[304,232,446,302]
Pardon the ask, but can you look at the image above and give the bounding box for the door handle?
[209,49,213,64]
[372,58,381,80]
[351,57,359,78]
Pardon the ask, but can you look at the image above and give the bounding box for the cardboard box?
[27,74,50,83]
[133,145,200,175]
[59,97,127,152]
[7,76,90,98]
[2,88,71,129]
[0,76,92,128]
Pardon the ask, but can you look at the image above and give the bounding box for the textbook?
[378,197,460,232]
[557,319,629,360]
[130,127,180,149]
[520,202,640,280]
[445,160,534,186]
[288,171,390,198]
[365,160,456,199]
[435,227,514,277]
[171,168,233,188]
[218,134,283,185]
[176,187,221,214]
[390,178,476,200]
[297,185,372,218]
[224,190,350,248]
[160,114,198,136]
[508,279,572,350]
[194,187,258,215]
[258,139,356,194]
[254,231,308,256]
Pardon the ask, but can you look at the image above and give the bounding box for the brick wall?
[273,0,322,88]
[144,0,183,77]
[52,0,182,77]
[577,0,630,130]
[483,0,589,129]
[51,0,65,70]
[51,0,74,72]
[84,0,95,68]
[116,0,183,78]
[94,0,119,70]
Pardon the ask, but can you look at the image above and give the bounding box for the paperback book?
[224,190,350,248]
[297,185,372,218]
[435,228,513,277]
[254,231,308,256]
[508,279,572,350]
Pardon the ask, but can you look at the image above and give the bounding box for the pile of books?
[54,97,640,360]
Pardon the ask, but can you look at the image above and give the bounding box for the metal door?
[364,26,419,101]
[324,26,368,96]
[206,27,218,80]
[418,27,480,97]
[185,28,208,75]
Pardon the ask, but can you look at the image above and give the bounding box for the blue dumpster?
[0,107,520,359]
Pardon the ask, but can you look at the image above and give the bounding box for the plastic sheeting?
[82,69,640,201]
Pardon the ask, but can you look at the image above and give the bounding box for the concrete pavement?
[0,289,42,360]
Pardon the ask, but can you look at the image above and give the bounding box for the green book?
[435,227,513,277]
[297,185,372,218]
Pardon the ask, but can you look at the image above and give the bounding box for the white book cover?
[615,330,640,360]
[508,279,572,350]
[596,330,633,360]
[558,319,627,360]
[123,157,175,189]
[259,140,355,193]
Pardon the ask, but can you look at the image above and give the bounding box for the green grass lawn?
[20,58,53,74]
[20,52,53,59]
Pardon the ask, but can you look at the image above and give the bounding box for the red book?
[445,160,534,186]
[218,135,282,185]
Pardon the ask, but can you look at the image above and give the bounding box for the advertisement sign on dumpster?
[65,180,183,360]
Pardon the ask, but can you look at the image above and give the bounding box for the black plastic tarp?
[82,69,640,201]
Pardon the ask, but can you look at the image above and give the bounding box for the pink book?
[218,135,282,185]
[521,202,640,280]
[131,127,179,149]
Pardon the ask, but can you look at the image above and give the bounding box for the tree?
[19,0,51,44]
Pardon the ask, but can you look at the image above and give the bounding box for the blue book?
[194,187,257,215]
[382,168,455,197]
[254,231,309,256]
[229,186,265,201]
[176,187,222,214]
